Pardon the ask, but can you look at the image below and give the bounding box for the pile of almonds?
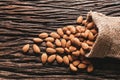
[22,15,98,73]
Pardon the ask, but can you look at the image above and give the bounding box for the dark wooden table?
[0,0,120,80]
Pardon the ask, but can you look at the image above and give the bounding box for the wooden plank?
[0,0,120,79]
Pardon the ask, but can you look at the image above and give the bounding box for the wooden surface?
[0,0,120,79]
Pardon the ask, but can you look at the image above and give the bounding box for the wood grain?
[0,0,120,79]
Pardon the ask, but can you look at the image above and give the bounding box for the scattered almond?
[47,55,56,63]
[78,63,86,69]
[45,37,54,42]
[77,16,83,24]
[33,44,40,53]
[72,60,80,66]
[39,33,48,39]
[33,38,43,43]
[55,39,61,46]
[56,55,63,63]
[50,32,60,39]
[61,39,66,48]
[70,64,78,72]
[41,53,48,64]
[46,48,56,54]
[63,56,69,65]
[56,47,64,54]
[57,28,64,37]
[46,41,54,48]
[22,44,30,53]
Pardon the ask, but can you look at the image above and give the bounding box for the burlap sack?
[85,11,120,59]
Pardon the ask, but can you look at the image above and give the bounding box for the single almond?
[86,40,94,46]
[65,48,70,53]
[84,30,90,38]
[66,40,71,48]
[78,63,86,69]
[69,46,77,52]
[90,29,98,35]
[39,33,48,39]
[46,48,56,54]
[63,34,69,40]
[62,27,68,32]
[88,31,94,40]
[76,16,83,24]
[46,41,54,48]
[41,53,48,64]
[56,47,64,54]
[50,32,60,39]
[87,64,94,72]
[22,44,30,53]
[66,30,71,35]
[55,39,61,46]
[33,38,43,43]
[80,48,85,55]
[69,34,75,40]
[74,33,81,37]
[45,37,54,42]
[71,38,81,46]
[63,56,69,65]
[81,42,89,50]
[82,20,87,25]
[56,55,63,63]
[33,44,40,53]
[72,60,80,67]
[47,55,56,63]
[72,50,80,56]
[68,55,73,62]
[57,28,64,37]
[61,39,66,48]
[87,22,94,29]
[70,64,78,72]
[70,26,76,34]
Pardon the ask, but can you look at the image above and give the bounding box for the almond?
[74,33,81,37]
[66,30,71,35]
[47,55,56,63]
[39,33,48,39]
[63,34,69,40]
[76,26,82,33]
[87,22,94,29]
[33,44,40,53]
[84,30,90,38]
[69,46,77,52]
[70,64,78,72]
[45,37,54,42]
[78,63,86,69]
[61,39,66,48]
[80,48,85,55]
[72,60,80,66]
[76,16,83,24]
[62,27,68,32]
[41,53,48,64]
[22,44,30,53]
[70,26,76,34]
[64,48,70,53]
[90,29,97,35]
[88,31,94,40]
[46,48,56,54]
[86,40,94,46]
[87,64,94,72]
[81,42,89,50]
[33,38,43,43]
[55,39,61,46]
[46,41,54,48]
[50,32,60,39]
[72,50,80,56]
[68,55,73,62]
[56,47,64,54]
[66,40,71,48]
[71,38,81,46]
[82,20,87,25]
[63,56,69,65]
[57,28,64,37]
[56,55,63,63]
[69,34,75,40]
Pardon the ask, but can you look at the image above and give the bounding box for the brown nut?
[46,41,54,48]
[66,40,71,48]
[61,39,66,48]
[70,64,78,72]
[45,37,54,42]
[87,22,95,29]
[80,48,85,55]
[63,56,69,65]
[68,55,73,62]
[70,26,76,34]
[57,28,64,37]
[82,20,87,25]
[56,47,64,54]
[65,48,70,53]
[90,29,98,35]
[63,34,69,40]
[72,60,80,67]
[87,64,94,72]
[69,46,77,52]
[50,32,60,39]
[46,48,56,54]
[66,30,71,35]
[84,30,90,38]
[41,53,48,64]
[76,16,83,24]
[86,40,94,46]
[71,38,81,46]
[69,34,75,40]
[39,33,48,39]
[33,38,43,43]
[81,42,89,50]
[47,55,56,63]
[33,44,41,53]
[78,63,87,69]
[55,39,61,47]
[56,55,63,63]
[22,44,30,53]
[72,50,80,56]
[88,31,94,41]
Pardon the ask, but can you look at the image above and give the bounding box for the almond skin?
[87,22,94,29]
[80,48,85,55]
[72,50,80,56]
[61,39,66,48]
[55,39,61,47]
[50,32,60,39]
[22,44,30,53]
[47,55,56,63]
[70,64,78,72]
[33,38,43,43]
[71,38,81,46]
[45,37,54,42]
[70,26,76,34]
[56,47,64,54]
[69,34,75,40]
[82,20,87,25]
[57,28,64,37]
[81,42,89,50]
[84,30,90,38]
[72,60,80,67]
[46,48,56,54]
[56,55,63,63]
[41,53,48,64]
[64,48,70,53]
[78,63,86,69]
[46,41,54,48]
[66,40,71,48]
[68,55,73,62]
[39,33,48,39]
[88,31,94,40]
[63,34,69,40]
[69,46,77,52]
[90,29,98,35]
[76,16,83,24]
[33,44,40,53]
[86,40,94,46]
[63,56,69,65]
[87,64,94,72]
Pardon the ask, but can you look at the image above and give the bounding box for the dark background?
[0,0,120,80]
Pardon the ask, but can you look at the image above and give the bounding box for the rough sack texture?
[86,12,120,59]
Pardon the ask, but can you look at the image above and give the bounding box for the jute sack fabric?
[86,11,120,59]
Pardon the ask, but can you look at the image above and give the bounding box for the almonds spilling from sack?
[22,14,98,73]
